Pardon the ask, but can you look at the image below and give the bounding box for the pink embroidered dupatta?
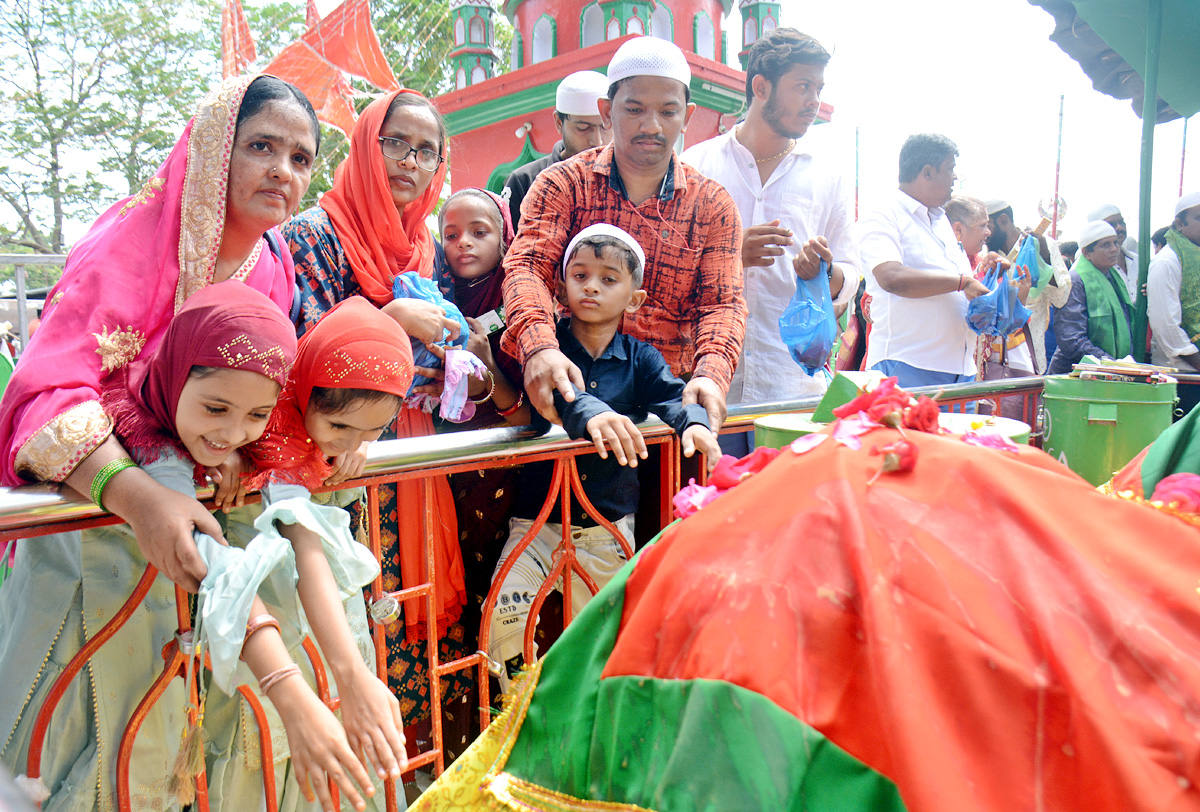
[0,74,296,485]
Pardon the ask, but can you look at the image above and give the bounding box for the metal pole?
[1133,0,1163,363]
[14,264,28,354]
[854,126,860,222]
[1053,94,1064,239]
[1182,117,1189,196]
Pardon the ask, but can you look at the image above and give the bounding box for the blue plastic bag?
[1013,233,1039,287]
[778,259,837,375]
[965,250,1032,337]
[392,271,469,395]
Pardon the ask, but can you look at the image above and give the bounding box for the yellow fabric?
[411,664,654,812]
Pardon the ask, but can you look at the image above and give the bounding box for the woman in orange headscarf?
[283,90,469,733]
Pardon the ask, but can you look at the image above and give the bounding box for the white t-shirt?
[681,130,861,404]
[859,190,976,376]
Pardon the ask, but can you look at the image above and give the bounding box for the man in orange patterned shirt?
[501,36,745,429]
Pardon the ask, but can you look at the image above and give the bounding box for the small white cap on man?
[983,199,1010,216]
[606,36,691,89]
[1079,220,1118,250]
[556,70,610,117]
[1087,203,1122,222]
[1174,192,1200,218]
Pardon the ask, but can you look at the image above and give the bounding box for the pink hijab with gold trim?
[0,74,297,485]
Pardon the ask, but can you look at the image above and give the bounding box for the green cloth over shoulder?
[1075,256,1132,359]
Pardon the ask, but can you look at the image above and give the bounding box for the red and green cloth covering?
[415,427,1200,812]
[1111,401,1200,499]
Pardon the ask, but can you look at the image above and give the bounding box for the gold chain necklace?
[756,138,796,164]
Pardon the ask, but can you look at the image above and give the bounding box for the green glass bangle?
[90,458,138,512]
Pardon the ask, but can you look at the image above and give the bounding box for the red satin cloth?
[606,430,1200,811]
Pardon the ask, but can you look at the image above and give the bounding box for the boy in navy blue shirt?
[490,224,721,687]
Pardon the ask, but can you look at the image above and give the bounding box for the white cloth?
[681,130,861,403]
[1112,248,1140,300]
[859,189,976,375]
[1148,244,1199,369]
[488,515,633,691]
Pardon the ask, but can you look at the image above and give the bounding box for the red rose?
[833,377,900,419]
[867,439,918,486]
[903,396,941,433]
[865,391,913,427]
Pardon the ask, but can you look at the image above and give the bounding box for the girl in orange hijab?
[283,91,469,732]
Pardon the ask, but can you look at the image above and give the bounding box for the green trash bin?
[1041,376,1177,486]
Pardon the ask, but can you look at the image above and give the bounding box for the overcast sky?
[71,0,1186,249]
[772,0,1191,244]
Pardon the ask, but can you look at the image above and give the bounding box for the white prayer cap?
[563,223,646,280]
[1087,203,1122,221]
[1079,220,1117,250]
[1174,192,1200,218]
[983,199,1010,216]
[606,36,691,90]
[556,71,609,116]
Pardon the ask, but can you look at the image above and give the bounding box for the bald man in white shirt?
[858,133,989,388]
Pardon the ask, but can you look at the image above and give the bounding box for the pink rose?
[1150,473,1200,514]
[672,479,722,519]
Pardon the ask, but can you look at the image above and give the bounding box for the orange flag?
[303,0,399,92]
[221,0,257,78]
[264,41,359,138]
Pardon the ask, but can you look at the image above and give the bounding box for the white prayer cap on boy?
[983,199,1010,216]
[563,224,646,278]
[1079,220,1117,249]
[1087,203,1122,221]
[606,36,691,89]
[556,71,609,116]
[1174,192,1200,218]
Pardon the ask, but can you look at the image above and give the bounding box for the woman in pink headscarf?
[0,74,318,591]
[0,76,385,812]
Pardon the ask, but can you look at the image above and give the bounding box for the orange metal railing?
[0,377,1044,809]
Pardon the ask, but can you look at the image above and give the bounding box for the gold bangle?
[470,368,496,405]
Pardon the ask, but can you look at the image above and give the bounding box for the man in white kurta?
[858,134,989,388]
[1148,193,1200,372]
[681,28,860,411]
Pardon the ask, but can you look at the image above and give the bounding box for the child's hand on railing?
[206,451,248,513]
[268,674,375,812]
[681,425,722,473]
[336,664,408,781]
[324,441,370,487]
[585,411,649,468]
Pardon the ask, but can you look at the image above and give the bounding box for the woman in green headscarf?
[1047,220,1131,374]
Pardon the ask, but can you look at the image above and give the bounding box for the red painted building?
[435,0,793,194]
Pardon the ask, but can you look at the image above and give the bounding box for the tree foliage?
[0,0,464,253]
[0,0,220,253]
